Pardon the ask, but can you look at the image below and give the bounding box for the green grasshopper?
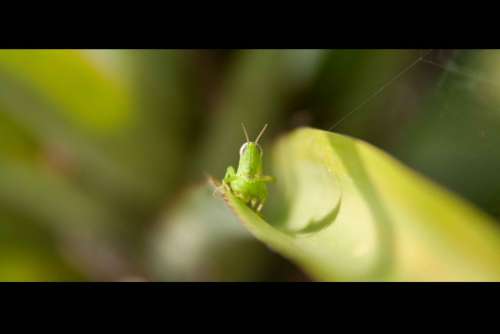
[221,123,275,213]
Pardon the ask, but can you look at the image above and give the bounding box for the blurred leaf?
[214,127,500,281]
[0,50,200,280]
[0,212,83,281]
[0,50,198,214]
[0,50,133,133]
[0,159,144,281]
[0,161,120,236]
[0,111,38,161]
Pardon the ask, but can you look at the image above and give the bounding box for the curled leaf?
[212,127,500,281]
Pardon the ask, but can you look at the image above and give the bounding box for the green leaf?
[213,127,500,281]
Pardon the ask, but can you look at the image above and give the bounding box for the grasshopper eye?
[239,143,249,156]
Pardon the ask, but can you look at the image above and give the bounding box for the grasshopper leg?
[213,166,236,197]
[256,202,264,213]
[250,198,258,209]
[257,175,275,183]
[223,166,236,184]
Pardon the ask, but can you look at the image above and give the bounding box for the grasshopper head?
[238,139,264,177]
[237,124,267,177]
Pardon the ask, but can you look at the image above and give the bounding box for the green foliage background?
[0,50,499,281]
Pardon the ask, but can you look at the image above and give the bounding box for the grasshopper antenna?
[241,123,250,142]
[255,124,268,144]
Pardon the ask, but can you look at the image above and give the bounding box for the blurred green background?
[0,49,498,281]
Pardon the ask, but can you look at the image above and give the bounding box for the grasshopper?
[221,124,275,213]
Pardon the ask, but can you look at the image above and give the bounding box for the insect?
[221,123,275,213]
